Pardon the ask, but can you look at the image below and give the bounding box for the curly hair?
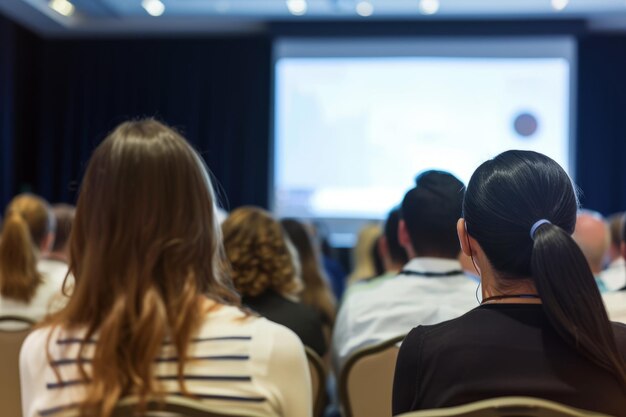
[222,207,301,298]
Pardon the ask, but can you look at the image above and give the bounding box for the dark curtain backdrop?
[577,35,626,215]
[7,32,271,209]
[2,15,626,215]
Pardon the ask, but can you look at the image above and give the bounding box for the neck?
[481,270,540,304]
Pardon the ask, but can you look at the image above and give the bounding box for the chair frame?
[395,396,615,417]
[0,315,36,329]
[305,346,327,417]
[58,395,273,417]
[338,334,406,417]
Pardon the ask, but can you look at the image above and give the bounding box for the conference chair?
[339,334,405,417]
[395,397,614,417]
[0,315,36,417]
[305,346,327,417]
[58,395,275,417]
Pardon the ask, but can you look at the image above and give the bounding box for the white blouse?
[20,304,312,417]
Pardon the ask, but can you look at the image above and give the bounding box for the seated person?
[0,194,67,327]
[603,215,626,323]
[20,120,311,417]
[393,150,626,416]
[333,171,477,373]
[222,207,327,357]
[281,218,337,334]
[39,203,75,290]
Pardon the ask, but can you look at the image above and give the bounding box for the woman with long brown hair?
[0,193,67,326]
[19,120,311,417]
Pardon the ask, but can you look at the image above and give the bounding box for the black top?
[393,304,626,417]
[243,290,327,357]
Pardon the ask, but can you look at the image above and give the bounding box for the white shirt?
[0,259,69,329]
[20,305,312,417]
[332,257,479,373]
[601,257,626,291]
[603,290,626,324]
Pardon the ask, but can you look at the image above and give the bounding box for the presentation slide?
[273,39,575,221]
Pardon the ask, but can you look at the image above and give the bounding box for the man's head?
[399,170,465,259]
[573,210,610,275]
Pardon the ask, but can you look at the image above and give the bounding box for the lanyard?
[398,269,464,278]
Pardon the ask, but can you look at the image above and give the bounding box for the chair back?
[305,346,326,417]
[58,395,275,417]
[339,335,405,417]
[0,316,35,417]
[395,396,615,417]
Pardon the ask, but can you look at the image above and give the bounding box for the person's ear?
[457,218,472,257]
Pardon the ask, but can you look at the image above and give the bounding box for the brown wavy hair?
[44,119,240,417]
[222,207,301,298]
[0,193,53,302]
[280,219,336,326]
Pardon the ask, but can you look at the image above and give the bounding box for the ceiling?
[4,0,626,37]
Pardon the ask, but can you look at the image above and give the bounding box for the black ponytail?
[532,223,626,386]
[464,150,626,389]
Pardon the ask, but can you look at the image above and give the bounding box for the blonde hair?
[45,119,239,417]
[347,223,382,285]
[222,207,301,298]
[0,193,53,302]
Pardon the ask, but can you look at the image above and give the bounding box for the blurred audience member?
[281,218,337,331]
[343,208,408,298]
[602,212,626,290]
[0,194,67,326]
[603,215,626,323]
[332,171,475,372]
[572,210,610,292]
[223,207,327,356]
[317,230,347,301]
[346,223,382,285]
[394,151,626,415]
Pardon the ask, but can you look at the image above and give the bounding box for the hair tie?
[530,219,551,240]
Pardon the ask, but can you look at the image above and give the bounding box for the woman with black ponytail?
[392,150,626,416]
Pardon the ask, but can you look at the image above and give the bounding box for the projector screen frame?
[270,36,577,246]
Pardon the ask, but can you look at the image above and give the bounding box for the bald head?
[573,211,610,274]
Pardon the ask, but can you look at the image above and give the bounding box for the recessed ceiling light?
[356,1,374,17]
[419,0,440,15]
[48,0,75,17]
[551,0,569,11]
[142,0,165,17]
[286,0,307,16]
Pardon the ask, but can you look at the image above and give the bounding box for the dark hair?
[401,170,464,258]
[464,150,626,388]
[384,207,408,266]
[371,236,385,276]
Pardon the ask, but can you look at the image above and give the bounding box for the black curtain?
[576,35,626,215]
[18,36,271,209]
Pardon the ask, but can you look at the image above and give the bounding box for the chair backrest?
[305,346,326,417]
[339,335,405,417]
[395,397,615,417]
[58,395,275,417]
[0,316,35,417]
